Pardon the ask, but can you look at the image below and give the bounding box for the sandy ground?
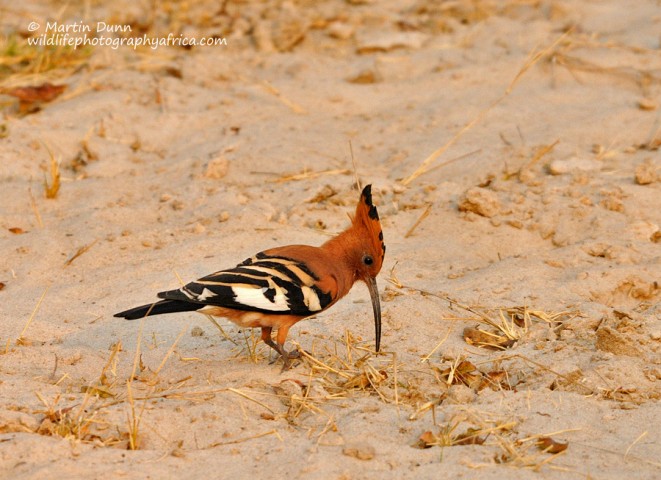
[1,1,661,478]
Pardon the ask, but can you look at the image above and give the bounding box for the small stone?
[548,157,601,175]
[600,196,624,213]
[357,31,428,53]
[327,22,354,40]
[458,187,500,218]
[218,211,230,222]
[272,18,307,52]
[191,326,204,337]
[192,223,206,234]
[637,98,658,111]
[635,160,658,185]
[346,68,382,84]
[205,156,229,179]
[343,441,375,460]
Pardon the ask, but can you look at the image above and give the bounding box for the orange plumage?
[115,185,385,369]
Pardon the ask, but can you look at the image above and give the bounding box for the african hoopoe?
[114,185,386,369]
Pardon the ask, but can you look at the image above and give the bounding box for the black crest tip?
[361,184,373,206]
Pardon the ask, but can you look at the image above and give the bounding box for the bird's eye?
[363,255,374,266]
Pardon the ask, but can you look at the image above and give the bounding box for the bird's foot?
[286,349,300,359]
[279,346,300,372]
[265,341,300,370]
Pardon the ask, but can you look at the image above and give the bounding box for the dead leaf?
[80,385,115,399]
[437,360,483,388]
[344,372,371,389]
[4,83,66,113]
[342,441,375,460]
[8,227,26,234]
[481,370,514,391]
[454,428,486,445]
[415,431,436,449]
[463,326,514,349]
[536,436,568,454]
[307,185,338,203]
[3,83,66,103]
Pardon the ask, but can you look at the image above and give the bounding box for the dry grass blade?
[203,313,237,344]
[405,203,433,238]
[509,140,559,180]
[99,341,122,387]
[297,347,352,379]
[386,262,404,289]
[227,388,275,414]
[272,168,350,183]
[126,380,147,450]
[206,429,282,448]
[124,317,150,449]
[154,322,190,375]
[553,53,661,87]
[624,430,648,458]
[421,327,452,363]
[64,239,98,266]
[17,285,49,345]
[526,140,558,169]
[349,140,361,191]
[43,145,61,199]
[260,80,306,114]
[130,319,145,381]
[28,187,43,228]
[237,329,260,364]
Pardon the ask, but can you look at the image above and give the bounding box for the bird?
[114,184,386,369]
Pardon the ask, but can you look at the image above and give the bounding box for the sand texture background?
[1,0,661,478]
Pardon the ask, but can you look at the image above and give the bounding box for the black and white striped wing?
[157,253,333,316]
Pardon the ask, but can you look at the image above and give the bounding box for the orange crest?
[352,184,386,274]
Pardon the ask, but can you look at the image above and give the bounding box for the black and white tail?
[114,299,200,320]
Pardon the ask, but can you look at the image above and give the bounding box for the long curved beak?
[366,276,382,352]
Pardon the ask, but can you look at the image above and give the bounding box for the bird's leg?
[276,323,299,358]
[276,325,299,371]
[260,327,280,363]
[261,326,299,370]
